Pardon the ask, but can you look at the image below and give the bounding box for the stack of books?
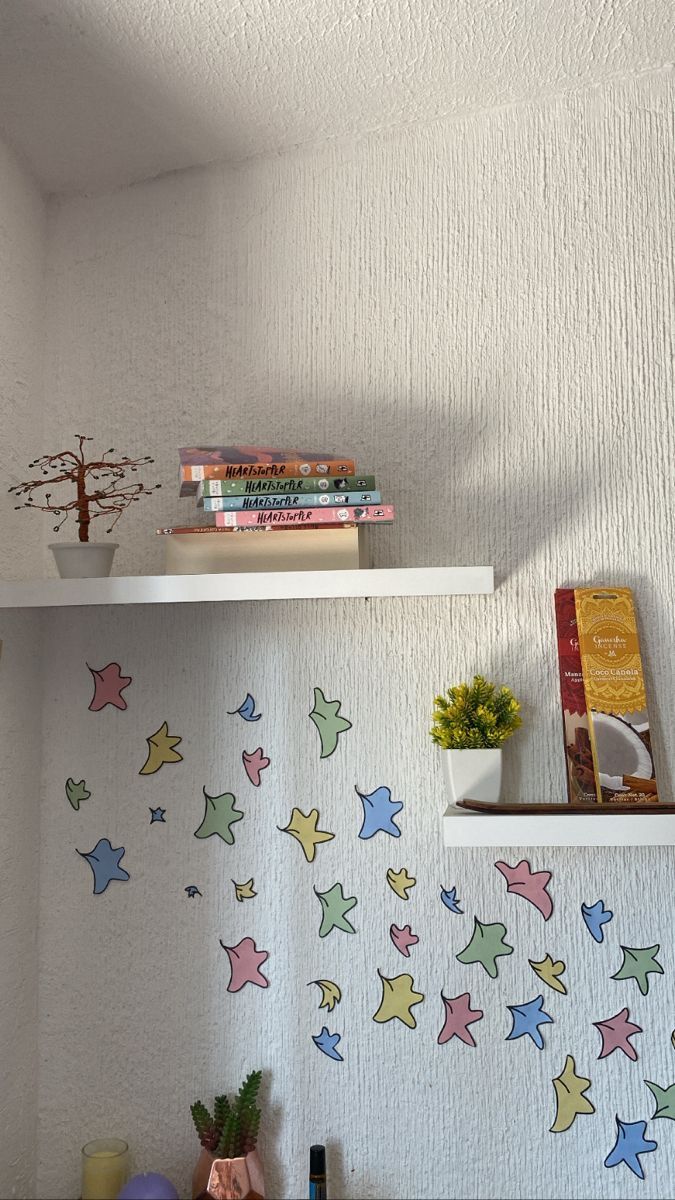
[157,446,395,574]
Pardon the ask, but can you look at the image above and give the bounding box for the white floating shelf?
[443,804,675,847]
[0,565,493,609]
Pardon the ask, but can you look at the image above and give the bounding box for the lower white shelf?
[0,565,493,608]
[443,805,675,847]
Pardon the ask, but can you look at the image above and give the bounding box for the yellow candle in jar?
[81,1139,129,1200]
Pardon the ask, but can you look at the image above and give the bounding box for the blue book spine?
[202,490,382,512]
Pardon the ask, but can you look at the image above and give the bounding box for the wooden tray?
[456,799,675,815]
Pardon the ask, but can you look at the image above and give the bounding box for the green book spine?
[198,474,376,498]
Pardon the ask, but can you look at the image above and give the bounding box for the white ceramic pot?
[441,748,502,805]
[49,542,118,579]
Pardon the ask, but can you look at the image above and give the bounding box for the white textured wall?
[0,136,46,1198]
[34,68,675,1199]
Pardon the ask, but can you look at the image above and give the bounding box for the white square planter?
[440,748,502,805]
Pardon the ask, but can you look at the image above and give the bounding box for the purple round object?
[117,1173,179,1200]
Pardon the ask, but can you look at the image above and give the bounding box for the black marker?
[309,1144,327,1200]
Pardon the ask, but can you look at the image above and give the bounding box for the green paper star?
[194,788,243,845]
[645,1080,675,1121]
[65,777,91,811]
[309,687,352,758]
[456,916,514,978]
[315,882,357,937]
[612,945,664,996]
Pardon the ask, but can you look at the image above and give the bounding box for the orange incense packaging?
[557,586,659,804]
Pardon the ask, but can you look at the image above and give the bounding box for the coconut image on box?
[555,586,659,804]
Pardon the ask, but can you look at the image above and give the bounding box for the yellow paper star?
[529,953,568,995]
[279,807,335,862]
[139,721,183,775]
[233,878,257,902]
[373,969,425,1028]
[386,866,416,899]
[550,1055,595,1132]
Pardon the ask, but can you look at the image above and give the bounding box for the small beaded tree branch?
[9,434,161,542]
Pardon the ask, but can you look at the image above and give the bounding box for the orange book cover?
[179,448,355,496]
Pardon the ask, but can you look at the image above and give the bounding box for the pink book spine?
[215,504,395,528]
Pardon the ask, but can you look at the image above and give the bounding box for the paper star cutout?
[139,721,183,774]
[604,1116,657,1180]
[373,970,425,1028]
[581,899,613,943]
[279,807,335,862]
[309,980,342,1012]
[194,788,243,845]
[645,1080,675,1121]
[88,662,131,711]
[495,858,553,920]
[228,693,262,721]
[612,944,664,996]
[437,992,484,1047]
[315,882,357,937]
[309,687,352,758]
[550,1055,595,1132]
[390,924,419,957]
[355,785,402,839]
[77,838,129,895]
[594,1007,642,1060]
[440,886,463,914]
[456,917,513,978]
[65,777,91,811]
[149,806,166,823]
[529,954,567,995]
[506,995,554,1049]
[242,747,270,786]
[386,867,416,900]
[312,1027,343,1061]
[232,878,257,902]
[220,936,269,992]
[185,885,202,898]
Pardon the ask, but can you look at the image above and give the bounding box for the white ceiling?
[0,0,672,196]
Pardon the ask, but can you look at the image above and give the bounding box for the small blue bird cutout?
[506,995,554,1050]
[77,838,129,895]
[312,1027,343,1061]
[582,900,613,943]
[228,693,262,722]
[149,807,166,823]
[604,1117,657,1180]
[355,785,402,839]
[184,885,202,899]
[441,886,463,914]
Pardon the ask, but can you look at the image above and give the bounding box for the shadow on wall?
[0,0,238,193]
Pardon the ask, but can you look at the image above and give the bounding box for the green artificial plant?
[430,674,522,749]
[190,1071,262,1159]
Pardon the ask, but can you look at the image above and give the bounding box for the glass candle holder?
[81,1138,129,1200]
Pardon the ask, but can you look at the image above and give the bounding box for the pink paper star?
[220,936,269,992]
[390,923,419,957]
[495,858,553,920]
[88,662,132,711]
[242,747,270,787]
[594,1007,643,1061]
[437,991,484,1047]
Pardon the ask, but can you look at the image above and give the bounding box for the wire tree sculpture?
[9,435,161,542]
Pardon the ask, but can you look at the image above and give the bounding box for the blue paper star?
[441,886,463,914]
[184,885,202,898]
[582,899,613,943]
[77,838,129,895]
[506,995,554,1050]
[604,1116,657,1180]
[227,693,262,721]
[312,1026,343,1061]
[355,785,402,839]
[149,807,166,823]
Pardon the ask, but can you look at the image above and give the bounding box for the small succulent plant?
[191,1071,262,1159]
[430,674,522,749]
